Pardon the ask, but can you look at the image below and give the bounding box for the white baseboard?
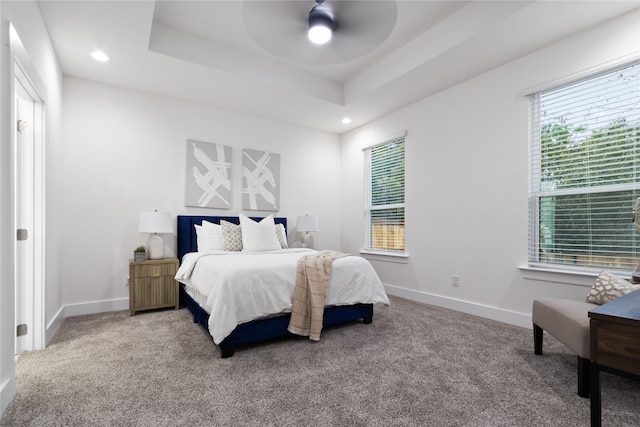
[384,284,532,329]
[45,289,532,341]
[45,305,65,346]
[63,298,129,318]
[0,377,16,418]
[45,298,129,344]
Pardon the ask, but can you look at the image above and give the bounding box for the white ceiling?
[37,0,639,134]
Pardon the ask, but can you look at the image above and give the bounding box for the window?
[363,133,406,254]
[528,62,640,271]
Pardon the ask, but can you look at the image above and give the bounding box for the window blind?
[364,135,405,253]
[528,62,640,270]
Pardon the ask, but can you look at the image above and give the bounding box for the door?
[14,76,36,354]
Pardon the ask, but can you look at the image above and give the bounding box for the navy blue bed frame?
[176,215,374,358]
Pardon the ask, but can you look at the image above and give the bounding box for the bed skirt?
[180,285,373,358]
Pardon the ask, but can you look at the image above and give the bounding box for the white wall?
[60,77,341,312]
[0,0,63,416]
[341,9,640,328]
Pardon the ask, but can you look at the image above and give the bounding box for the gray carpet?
[1,295,639,426]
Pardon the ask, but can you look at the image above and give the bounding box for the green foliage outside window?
[371,141,405,207]
[538,117,640,268]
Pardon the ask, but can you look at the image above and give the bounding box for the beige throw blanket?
[287,250,350,341]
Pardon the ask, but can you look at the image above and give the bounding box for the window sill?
[360,250,409,264]
[519,264,633,287]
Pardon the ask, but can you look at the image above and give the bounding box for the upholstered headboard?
[177,215,288,261]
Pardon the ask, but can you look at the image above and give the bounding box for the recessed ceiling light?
[91,50,111,62]
[341,117,352,124]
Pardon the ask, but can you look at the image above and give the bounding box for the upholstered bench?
[532,298,598,398]
[533,271,640,397]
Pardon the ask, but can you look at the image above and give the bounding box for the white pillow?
[239,214,281,251]
[194,220,224,252]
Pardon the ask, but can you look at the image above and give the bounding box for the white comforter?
[175,248,389,344]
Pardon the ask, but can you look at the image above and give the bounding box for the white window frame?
[527,62,640,275]
[361,131,407,261]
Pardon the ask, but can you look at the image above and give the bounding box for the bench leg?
[578,356,590,398]
[533,323,543,355]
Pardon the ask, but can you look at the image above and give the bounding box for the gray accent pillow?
[220,220,243,251]
[275,223,288,249]
[586,270,640,304]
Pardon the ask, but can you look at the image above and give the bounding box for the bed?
[175,215,389,357]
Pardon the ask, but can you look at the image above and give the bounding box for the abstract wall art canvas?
[242,149,280,211]
[185,139,232,209]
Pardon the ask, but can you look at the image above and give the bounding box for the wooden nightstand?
[129,258,179,315]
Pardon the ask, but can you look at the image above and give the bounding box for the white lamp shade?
[138,211,173,234]
[297,215,319,232]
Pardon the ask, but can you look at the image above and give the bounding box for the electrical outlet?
[125,274,129,287]
[452,275,460,287]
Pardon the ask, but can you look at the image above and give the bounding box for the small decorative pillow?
[586,270,640,304]
[275,223,288,249]
[194,220,224,252]
[239,214,281,251]
[220,220,243,251]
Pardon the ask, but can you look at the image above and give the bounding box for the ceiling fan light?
[308,4,334,45]
[308,25,332,44]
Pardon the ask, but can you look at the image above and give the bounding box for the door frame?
[10,24,46,353]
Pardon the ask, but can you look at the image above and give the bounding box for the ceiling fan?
[242,0,398,66]
[307,0,335,45]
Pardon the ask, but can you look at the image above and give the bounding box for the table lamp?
[139,210,172,259]
[297,215,319,249]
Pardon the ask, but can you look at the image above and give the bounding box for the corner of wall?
[45,305,65,346]
[0,14,17,422]
[45,298,129,345]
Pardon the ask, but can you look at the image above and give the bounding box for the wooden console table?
[588,289,640,427]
